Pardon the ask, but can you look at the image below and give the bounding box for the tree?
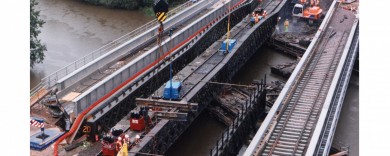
[30,0,46,68]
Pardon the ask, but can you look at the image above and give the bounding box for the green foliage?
[83,0,140,9]
[30,0,46,68]
[81,0,187,11]
[141,7,154,16]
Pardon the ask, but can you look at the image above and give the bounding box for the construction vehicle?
[292,0,323,25]
[129,107,152,131]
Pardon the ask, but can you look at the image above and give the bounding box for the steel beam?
[136,98,198,112]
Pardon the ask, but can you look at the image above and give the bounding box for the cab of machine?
[292,4,304,17]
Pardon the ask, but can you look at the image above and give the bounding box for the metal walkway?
[244,1,359,155]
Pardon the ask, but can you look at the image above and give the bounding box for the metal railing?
[30,0,196,95]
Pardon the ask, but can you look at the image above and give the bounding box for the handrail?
[30,0,195,94]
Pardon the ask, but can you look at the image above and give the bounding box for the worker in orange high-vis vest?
[116,137,123,152]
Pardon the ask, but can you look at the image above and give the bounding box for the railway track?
[257,27,349,155]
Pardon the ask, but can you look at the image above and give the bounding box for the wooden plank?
[30,88,50,107]
[60,92,81,102]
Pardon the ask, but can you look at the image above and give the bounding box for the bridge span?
[243,1,359,155]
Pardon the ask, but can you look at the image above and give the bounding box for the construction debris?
[271,58,300,78]
[208,86,253,126]
[265,81,285,108]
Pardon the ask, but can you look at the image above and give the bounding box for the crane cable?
[226,1,232,52]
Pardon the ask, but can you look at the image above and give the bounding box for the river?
[30,0,153,89]
[31,0,358,155]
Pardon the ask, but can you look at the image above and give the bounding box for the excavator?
[292,0,323,25]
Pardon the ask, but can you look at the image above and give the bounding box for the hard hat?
[125,135,129,138]
[118,137,122,140]
[136,135,140,139]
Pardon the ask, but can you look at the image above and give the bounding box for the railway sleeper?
[273,147,295,153]
[271,149,294,155]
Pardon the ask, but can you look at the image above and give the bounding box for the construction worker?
[284,19,289,32]
[135,134,141,144]
[124,134,130,145]
[121,141,128,156]
[276,17,281,33]
[263,10,267,17]
[250,12,255,26]
[255,14,259,24]
[116,137,123,152]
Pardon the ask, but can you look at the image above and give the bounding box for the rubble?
[265,80,285,108]
[271,57,300,78]
[208,86,253,126]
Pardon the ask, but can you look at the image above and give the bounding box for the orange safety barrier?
[53,0,245,155]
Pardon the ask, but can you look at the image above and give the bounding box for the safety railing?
[30,0,197,94]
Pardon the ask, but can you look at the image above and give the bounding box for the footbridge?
[243,1,359,155]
